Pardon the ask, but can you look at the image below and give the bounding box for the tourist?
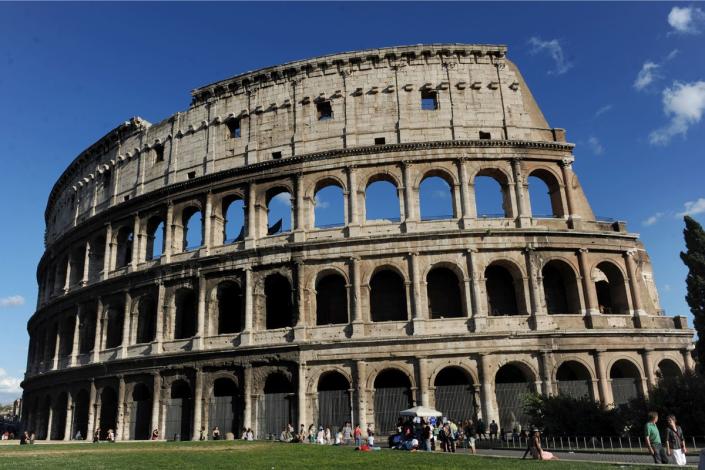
[246,428,254,440]
[106,429,115,443]
[29,431,35,444]
[529,429,557,460]
[366,424,374,446]
[353,424,362,446]
[151,428,159,440]
[20,431,29,445]
[308,424,316,443]
[334,430,343,445]
[645,411,668,464]
[74,430,82,440]
[489,419,498,440]
[280,425,293,442]
[476,418,486,439]
[343,421,352,445]
[212,426,221,441]
[325,427,332,445]
[422,420,432,452]
[316,426,325,445]
[199,426,207,441]
[93,427,101,443]
[665,414,687,466]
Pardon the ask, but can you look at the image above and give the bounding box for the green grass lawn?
[0,440,663,469]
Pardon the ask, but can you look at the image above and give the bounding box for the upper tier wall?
[44,44,561,246]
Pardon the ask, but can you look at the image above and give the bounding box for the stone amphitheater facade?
[23,44,694,442]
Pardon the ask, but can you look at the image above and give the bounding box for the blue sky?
[1,2,704,403]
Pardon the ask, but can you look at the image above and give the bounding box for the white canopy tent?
[399,406,443,418]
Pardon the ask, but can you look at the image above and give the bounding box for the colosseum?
[22,44,694,442]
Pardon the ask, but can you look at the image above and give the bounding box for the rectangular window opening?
[421,90,438,111]
[374,137,386,146]
[316,100,333,121]
[227,118,241,138]
[479,131,491,140]
[123,195,130,202]
[272,151,282,160]
[154,144,164,162]
[187,171,196,180]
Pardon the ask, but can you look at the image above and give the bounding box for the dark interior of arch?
[434,367,473,386]
[485,265,519,316]
[171,380,192,399]
[316,273,348,325]
[217,282,244,334]
[556,361,591,381]
[657,360,682,379]
[370,270,407,322]
[265,274,293,329]
[174,289,197,339]
[59,316,75,357]
[214,378,238,396]
[610,360,640,379]
[79,309,96,354]
[374,369,411,389]
[115,227,133,268]
[318,371,350,391]
[167,380,192,441]
[99,387,118,439]
[595,262,629,314]
[105,306,124,349]
[72,389,90,440]
[496,364,530,383]
[130,383,151,440]
[136,295,157,344]
[88,235,105,282]
[264,372,294,394]
[51,392,68,440]
[542,262,580,315]
[427,267,463,318]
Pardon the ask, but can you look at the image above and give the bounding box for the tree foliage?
[681,215,705,373]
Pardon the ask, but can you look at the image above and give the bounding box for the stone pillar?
[242,267,253,345]
[86,380,97,436]
[641,348,656,392]
[560,158,578,221]
[294,261,307,340]
[594,350,611,406]
[163,202,174,263]
[625,249,645,317]
[151,372,161,437]
[45,402,54,440]
[81,241,91,286]
[540,351,554,396]
[131,213,140,269]
[456,158,475,227]
[243,365,253,430]
[682,347,695,373]
[203,192,213,253]
[155,282,165,352]
[355,360,367,430]
[466,248,485,329]
[525,247,550,330]
[192,368,203,441]
[417,358,429,406]
[401,161,416,231]
[116,376,126,441]
[349,257,363,327]
[578,249,598,317]
[63,257,72,293]
[478,353,496,423]
[511,158,530,227]
[63,392,74,441]
[245,183,257,248]
[52,324,61,370]
[121,291,131,357]
[408,252,424,334]
[294,173,305,242]
[102,223,112,279]
[298,362,307,427]
[70,306,81,367]
[196,276,207,349]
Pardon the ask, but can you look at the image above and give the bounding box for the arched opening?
[44,323,58,366]
[657,359,683,381]
[99,387,118,440]
[373,369,412,435]
[266,189,292,235]
[427,267,464,318]
[257,373,295,440]
[528,170,564,218]
[370,269,407,322]
[115,226,133,268]
[594,262,629,314]
[165,380,192,441]
[315,273,348,325]
[314,184,345,228]
[485,264,521,316]
[495,364,533,432]
[174,288,197,339]
[434,367,475,422]
[556,361,593,399]
[136,295,157,344]
[51,392,68,440]
[223,197,245,243]
[474,170,510,218]
[265,274,293,330]
[69,246,85,286]
[542,260,581,315]
[210,378,242,437]
[38,396,51,439]
[146,216,165,260]
[59,315,75,358]
[610,360,642,406]
[216,281,244,334]
[79,309,96,355]
[105,305,124,349]
[365,179,400,222]
[182,207,203,251]
[72,389,90,440]
[419,175,454,221]
[317,372,351,430]
[88,235,105,283]
[129,383,152,440]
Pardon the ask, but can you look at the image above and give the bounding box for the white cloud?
[528,37,573,75]
[587,136,604,155]
[594,104,613,118]
[0,369,21,395]
[649,81,705,145]
[677,198,705,217]
[0,295,24,308]
[432,189,449,199]
[642,212,664,226]
[314,195,330,209]
[666,49,680,61]
[271,192,291,207]
[634,62,661,91]
[668,6,705,34]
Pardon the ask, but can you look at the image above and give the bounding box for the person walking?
[489,420,498,440]
[353,424,362,446]
[645,411,669,464]
[665,414,687,466]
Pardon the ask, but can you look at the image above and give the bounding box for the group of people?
[91,428,116,443]
[272,422,373,447]
[645,411,688,466]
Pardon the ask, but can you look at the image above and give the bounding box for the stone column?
[594,350,611,406]
[63,257,72,293]
[294,261,307,340]
[131,213,140,269]
[155,282,165,352]
[466,248,485,329]
[540,351,554,396]
[243,365,253,430]
[401,161,417,231]
[525,247,549,330]
[45,402,54,440]
[346,166,360,236]
[511,158,530,227]
[151,372,161,437]
[298,362,307,427]
[560,158,578,220]
[417,358,429,406]
[682,347,695,373]
[63,392,74,441]
[245,183,257,248]
[196,276,207,349]
[192,368,203,440]
[242,267,253,345]
[408,252,425,334]
[81,241,91,286]
[121,291,131,357]
[625,249,645,317]
[355,360,367,431]
[163,202,174,263]
[203,192,213,254]
[102,223,112,279]
[70,306,81,367]
[641,348,656,392]
[52,325,61,370]
[578,249,598,317]
[117,376,126,441]
[456,158,475,227]
[86,380,97,437]
[294,173,305,241]
[478,353,496,423]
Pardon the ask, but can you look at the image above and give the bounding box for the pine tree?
[680,216,705,373]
